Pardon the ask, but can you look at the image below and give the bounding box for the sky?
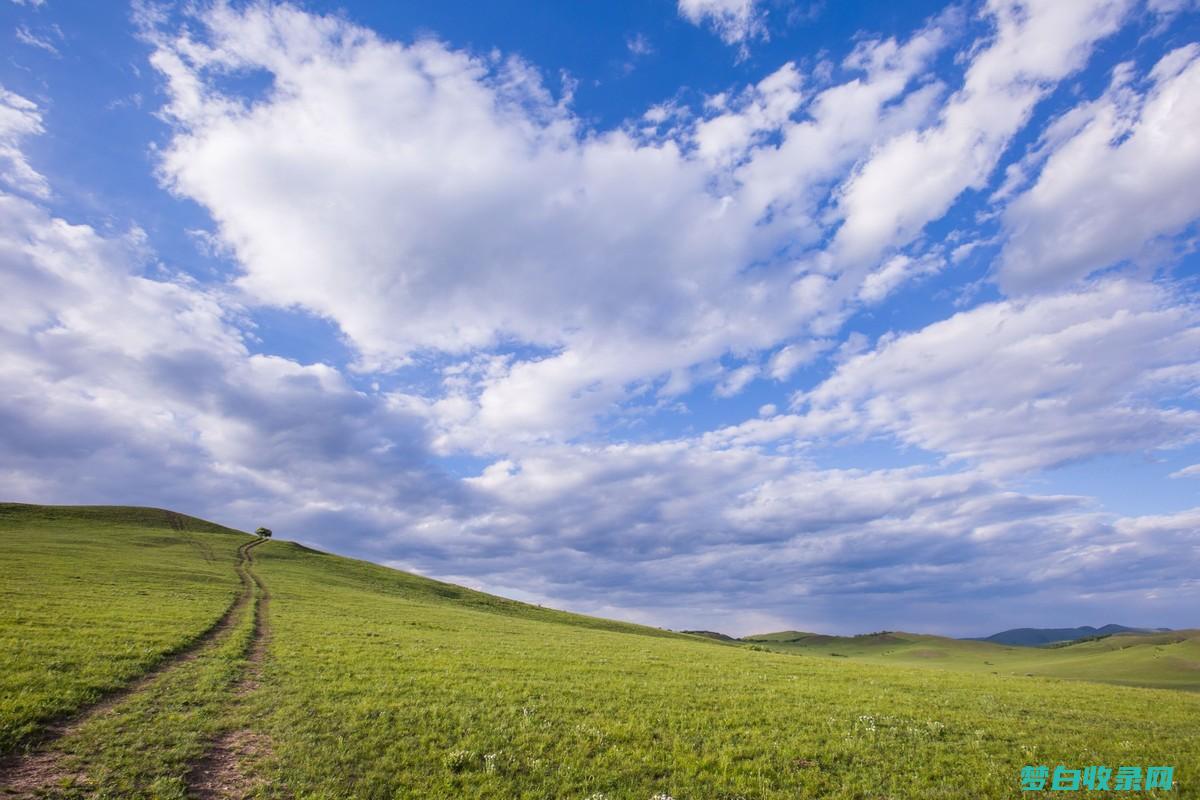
[1,0,1198,638]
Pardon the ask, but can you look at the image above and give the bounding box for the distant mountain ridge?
[970,624,1171,647]
[681,630,738,642]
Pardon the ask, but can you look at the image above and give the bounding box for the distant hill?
[744,630,903,645]
[742,627,1200,691]
[680,630,738,641]
[971,624,1171,647]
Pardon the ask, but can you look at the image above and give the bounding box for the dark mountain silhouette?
[971,624,1170,647]
[681,630,738,641]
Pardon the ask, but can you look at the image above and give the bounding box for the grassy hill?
[742,629,1200,692]
[0,502,248,753]
[971,624,1169,647]
[0,502,247,536]
[2,504,1198,798]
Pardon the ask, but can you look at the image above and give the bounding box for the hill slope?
[3,503,1199,799]
[0,501,246,536]
[973,624,1168,646]
[742,628,1200,691]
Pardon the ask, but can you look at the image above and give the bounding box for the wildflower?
[443,749,474,772]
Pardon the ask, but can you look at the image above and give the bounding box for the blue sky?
[2,0,1199,637]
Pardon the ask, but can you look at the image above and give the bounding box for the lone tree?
[255,527,273,539]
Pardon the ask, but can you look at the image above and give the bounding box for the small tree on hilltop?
[255,527,273,539]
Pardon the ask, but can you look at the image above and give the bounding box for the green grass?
[251,539,701,642]
[244,541,1198,799]
[0,503,248,753]
[741,630,1200,692]
[46,549,262,799]
[4,504,1199,798]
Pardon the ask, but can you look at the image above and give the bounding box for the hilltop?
[969,623,1171,646]
[2,503,1198,799]
[679,629,738,642]
[0,502,246,536]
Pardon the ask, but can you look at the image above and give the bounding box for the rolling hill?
[2,503,1197,799]
[741,628,1200,691]
[971,624,1171,647]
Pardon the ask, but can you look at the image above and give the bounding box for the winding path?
[0,536,268,797]
[186,538,274,799]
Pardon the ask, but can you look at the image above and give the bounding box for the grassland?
[742,629,1200,692]
[39,541,264,799]
[0,503,247,754]
[2,504,1198,799]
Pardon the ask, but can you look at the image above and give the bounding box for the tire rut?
[0,537,266,795]
[185,541,274,800]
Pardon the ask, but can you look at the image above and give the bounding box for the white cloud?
[831,0,1133,279]
[145,3,964,449]
[998,45,1200,293]
[730,20,952,246]
[411,437,1200,635]
[1169,464,1200,479]
[857,252,943,304]
[0,184,448,512]
[151,6,748,370]
[768,338,833,380]
[692,63,804,167]
[0,85,49,197]
[1146,0,1199,14]
[677,0,766,47]
[15,24,60,56]
[791,280,1200,473]
[714,363,759,397]
[0,89,455,546]
[626,33,653,57]
[2,63,1199,636]
[138,0,1193,465]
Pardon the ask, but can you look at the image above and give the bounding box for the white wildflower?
[443,749,474,772]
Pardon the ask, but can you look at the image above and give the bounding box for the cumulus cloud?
[787,280,1200,473]
[767,339,833,381]
[142,3,967,448]
[0,88,460,545]
[0,186,457,515]
[391,437,1200,635]
[830,0,1133,280]
[677,0,767,47]
[691,63,804,167]
[13,133,1189,634]
[857,253,943,304]
[998,44,1200,293]
[151,6,742,369]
